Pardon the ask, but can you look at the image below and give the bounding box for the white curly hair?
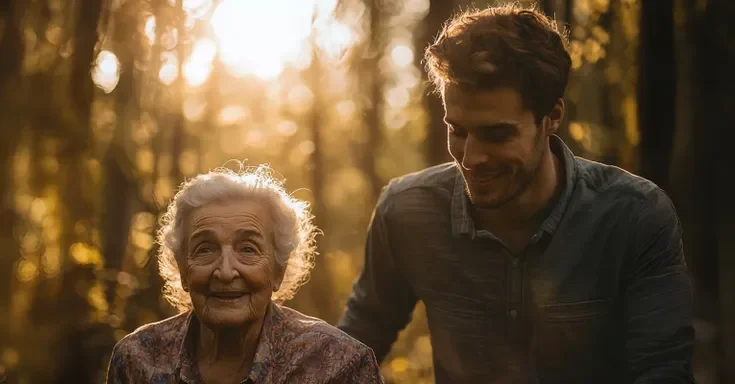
[156,164,318,313]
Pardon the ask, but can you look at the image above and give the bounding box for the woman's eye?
[195,245,214,255]
[240,245,257,254]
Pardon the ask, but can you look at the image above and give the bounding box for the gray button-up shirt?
[338,136,694,383]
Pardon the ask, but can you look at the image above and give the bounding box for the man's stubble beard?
[462,134,546,210]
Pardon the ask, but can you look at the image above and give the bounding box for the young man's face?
[443,85,555,209]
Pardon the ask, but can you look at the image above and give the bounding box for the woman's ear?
[177,254,189,291]
[273,261,287,292]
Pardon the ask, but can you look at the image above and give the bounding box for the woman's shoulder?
[275,305,372,355]
[265,305,382,381]
[111,311,191,360]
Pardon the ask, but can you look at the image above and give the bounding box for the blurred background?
[0,0,733,383]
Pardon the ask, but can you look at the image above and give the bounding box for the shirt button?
[510,309,518,318]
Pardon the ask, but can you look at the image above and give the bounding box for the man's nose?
[461,135,490,170]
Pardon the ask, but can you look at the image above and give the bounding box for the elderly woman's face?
[181,199,283,328]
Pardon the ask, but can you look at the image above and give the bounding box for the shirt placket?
[506,248,524,343]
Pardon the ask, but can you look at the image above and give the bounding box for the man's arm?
[625,188,695,383]
[338,186,418,362]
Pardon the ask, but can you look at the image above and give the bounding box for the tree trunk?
[361,0,384,201]
[637,0,676,191]
[301,43,338,323]
[418,0,455,166]
[681,0,735,381]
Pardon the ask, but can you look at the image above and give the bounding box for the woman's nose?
[213,246,238,282]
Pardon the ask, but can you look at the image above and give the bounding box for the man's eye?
[448,125,467,137]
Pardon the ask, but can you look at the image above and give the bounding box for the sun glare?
[314,19,357,62]
[92,50,120,93]
[183,0,213,19]
[209,0,355,80]
[183,38,216,87]
[158,52,179,85]
[144,16,156,45]
[107,0,362,88]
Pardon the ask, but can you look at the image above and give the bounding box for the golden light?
[277,120,298,136]
[210,0,317,79]
[184,98,207,121]
[242,128,266,148]
[314,19,358,61]
[183,0,213,19]
[92,50,120,93]
[131,231,154,251]
[568,121,586,141]
[144,16,156,45]
[178,151,199,176]
[41,246,61,277]
[298,140,315,155]
[136,149,155,174]
[287,84,314,114]
[390,44,414,68]
[335,100,356,120]
[390,357,410,374]
[70,242,102,265]
[159,52,179,85]
[16,260,39,283]
[404,0,430,15]
[218,105,249,125]
[183,38,216,87]
[385,86,410,108]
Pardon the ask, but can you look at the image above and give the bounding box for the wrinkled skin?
[181,199,283,329]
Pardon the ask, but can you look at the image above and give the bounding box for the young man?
[338,4,694,383]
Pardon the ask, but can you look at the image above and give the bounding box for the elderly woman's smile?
[184,200,278,327]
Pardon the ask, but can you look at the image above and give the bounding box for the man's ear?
[544,98,565,135]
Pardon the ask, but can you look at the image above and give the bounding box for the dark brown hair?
[424,3,571,122]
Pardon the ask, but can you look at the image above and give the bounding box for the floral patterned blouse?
[106,303,383,383]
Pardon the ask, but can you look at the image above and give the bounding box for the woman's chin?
[201,309,255,328]
[199,300,265,328]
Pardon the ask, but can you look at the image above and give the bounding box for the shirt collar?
[173,302,282,384]
[451,135,577,239]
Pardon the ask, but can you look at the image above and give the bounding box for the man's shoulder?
[375,163,458,211]
[384,163,458,195]
[575,157,661,200]
[574,157,676,221]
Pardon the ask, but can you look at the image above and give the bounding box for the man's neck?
[473,143,564,236]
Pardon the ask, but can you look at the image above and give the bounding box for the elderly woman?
[106,165,383,384]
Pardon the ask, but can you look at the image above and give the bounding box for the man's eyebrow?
[478,121,520,130]
[444,118,521,128]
